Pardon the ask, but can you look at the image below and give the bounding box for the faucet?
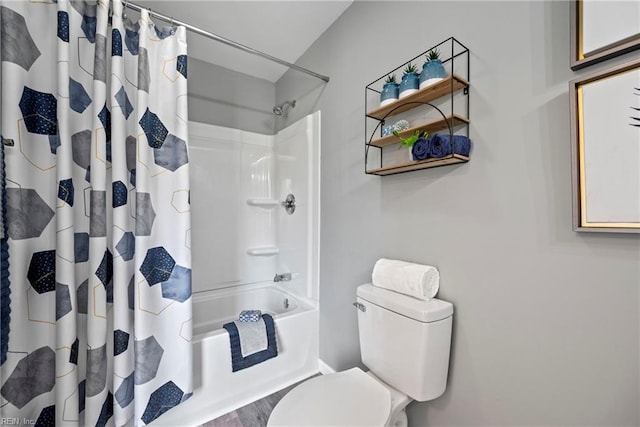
[274,272,292,282]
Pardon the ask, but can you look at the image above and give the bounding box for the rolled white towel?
[372,258,439,300]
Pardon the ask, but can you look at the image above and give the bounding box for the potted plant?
[399,63,419,98]
[380,74,399,106]
[420,48,447,89]
[393,129,429,161]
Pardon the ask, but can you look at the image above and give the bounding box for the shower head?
[273,100,296,115]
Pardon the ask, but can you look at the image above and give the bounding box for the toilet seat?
[267,368,391,426]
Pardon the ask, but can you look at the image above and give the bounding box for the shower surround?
[153,112,321,425]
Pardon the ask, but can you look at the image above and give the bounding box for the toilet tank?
[356,283,453,402]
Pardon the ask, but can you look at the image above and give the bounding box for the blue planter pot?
[380,82,399,106]
[399,73,419,98]
[420,59,447,89]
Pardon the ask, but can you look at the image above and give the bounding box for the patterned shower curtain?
[0,0,192,425]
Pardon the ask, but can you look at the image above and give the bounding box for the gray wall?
[276,1,640,425]
[188,57,275,134]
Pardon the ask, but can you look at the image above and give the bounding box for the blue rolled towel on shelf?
[411,137,430,161]
[239,310,262,322]
[223,314,278,372]
[428,134,448,158]
[428,133,472,158]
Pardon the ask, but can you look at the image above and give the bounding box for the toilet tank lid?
[357,283,453,323]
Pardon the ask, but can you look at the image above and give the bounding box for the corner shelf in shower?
[247,199,279,208]
[246,247,279,256]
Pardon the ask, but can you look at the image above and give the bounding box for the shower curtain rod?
[123,1,330,83]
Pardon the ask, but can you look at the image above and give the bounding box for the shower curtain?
[0,0,192,425]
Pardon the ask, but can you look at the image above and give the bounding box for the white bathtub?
[153,284,319,426]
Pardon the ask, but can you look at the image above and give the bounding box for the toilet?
[267,283,453,427]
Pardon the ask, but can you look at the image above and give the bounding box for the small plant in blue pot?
[399,63,420,99]
[380,74,399,107]
[420,48,447,89]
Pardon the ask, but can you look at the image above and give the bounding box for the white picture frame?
[570,0,640,71]
[569,58,640,232]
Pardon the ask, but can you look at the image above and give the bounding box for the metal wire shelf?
[364,37,470,176]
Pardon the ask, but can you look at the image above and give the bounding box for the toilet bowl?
[267,368,411,427]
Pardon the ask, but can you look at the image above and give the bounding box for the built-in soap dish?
[246,199,279,208]
[246,247,279,256]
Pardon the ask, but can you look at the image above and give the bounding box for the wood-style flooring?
[199,376,316,427]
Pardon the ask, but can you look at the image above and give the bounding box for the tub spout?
[274,273,292,282]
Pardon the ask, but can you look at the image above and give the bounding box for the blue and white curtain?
[0,0,192,425]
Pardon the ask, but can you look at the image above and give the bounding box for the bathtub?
[153,284,319,426]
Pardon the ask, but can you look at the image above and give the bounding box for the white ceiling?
[133,1,352,82]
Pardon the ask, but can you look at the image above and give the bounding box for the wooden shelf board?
[366,74,470,120]
[366,154,469,176]
[368,114,469,148]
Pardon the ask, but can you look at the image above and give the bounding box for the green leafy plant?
[392,129,429,148]
[426,48,441,61]
[403,63,419,75]
[384,74,397,84]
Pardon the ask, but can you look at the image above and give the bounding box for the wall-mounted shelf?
[368,114,469,148]
[365,37,470,176]
[367,154,469,176]
[247,199,279,208]
[366,75,469,120]
[247,247,279,256]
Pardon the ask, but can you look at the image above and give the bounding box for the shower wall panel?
[189,122,276,293]
[275,111,320,302]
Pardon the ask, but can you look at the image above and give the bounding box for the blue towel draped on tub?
[223,314,278,372]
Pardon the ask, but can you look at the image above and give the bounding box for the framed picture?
[569,58,640,233]
[570,0,640,70]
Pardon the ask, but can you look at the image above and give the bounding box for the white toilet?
[267,283,453,427]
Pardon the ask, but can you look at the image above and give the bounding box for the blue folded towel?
[223,314,277,372]
[427,134,472,159]
[239,310,262,322]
